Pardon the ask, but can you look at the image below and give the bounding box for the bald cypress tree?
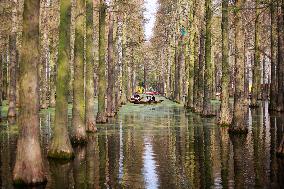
[13,0,47,184]
[251,0,261,108]
[230,0,248,134]
[96,0,108,123]
[48,0,74,159]
[202,0,214,117]
[218,0,231,126]
[71,0,87,143]
[85,0,97,132]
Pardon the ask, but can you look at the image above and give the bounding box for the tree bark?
[13,0,47,185]
[276,1,284,112]
[218,0,232,126]
[49,0,60,108]
[230,0,248,134]
[48,0,74,159]
[85,0,97,132]
[71,0,87,144]
[202,0,214,117]
[251,0,261,108]
[96,0,107,123]
[8,34,17,118]
[269,0,278,111]
[107,5,115,117]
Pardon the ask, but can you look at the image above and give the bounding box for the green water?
[0,98,283,188]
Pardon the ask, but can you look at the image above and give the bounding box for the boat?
[130,100,164,105]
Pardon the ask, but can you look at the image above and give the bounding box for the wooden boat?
[130,100,164,105]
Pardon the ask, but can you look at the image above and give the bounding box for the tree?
[13,0,47,185]
[48,0,74,159]
[251,0,261,108]
[269,0,278,111]
[107,2,115,117]
[218,0,231,126]
[276,0,284,112]
[71,0,87,143]
[202,0,214,116]
[230,0,248,134]
[96,0,107,123]
[85,0,97,132]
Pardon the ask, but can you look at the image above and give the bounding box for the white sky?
[144,0,158,41]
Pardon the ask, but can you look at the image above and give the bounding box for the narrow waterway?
[0,98,283,188]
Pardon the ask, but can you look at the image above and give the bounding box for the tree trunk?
[48,0,74,159]
[39,0,49,109]
[71,0,87,144]
[186,0,195,109]
[107,5,115,117]
[196,28,205,113]
[276,1,284,112]
[193,32,199,110]
[85,0,97,132]
[218,0,231,126]
[49,0,60,108]
[230,0,248,134]
[8,34,17,118]
[0,54,2,106]
[251,0,261,108]
[202,0,214,117]
[96,0,107,123]
[269,0,278,111]
[13,0,47,185]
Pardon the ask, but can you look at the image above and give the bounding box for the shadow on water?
[0,98,283,188]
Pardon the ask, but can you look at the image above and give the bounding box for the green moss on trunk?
[71,0,87,144]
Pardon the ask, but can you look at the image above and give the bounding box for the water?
[0,98,283,189]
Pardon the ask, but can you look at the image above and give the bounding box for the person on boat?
[149,95,155,102]
[133,92,141,101]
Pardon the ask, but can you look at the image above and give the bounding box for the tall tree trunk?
[202,0,214,117]
[193,32,199,110]
[107,5,115,117]
[96,0,107,123]
[0,54,3,107]
[269,0,278,111]
[218,0,231,126]
[71,0,87,144]
[13,0,47,185]
[276,1,284,112]
[196,28,205,113]
[49,0,60,108]
[39,0,49,109]
[85,0,97,132]
[48,0,74,159]
[8,35,17,118]
[251,0,261,107]
[174,35,183,103]
[118,14,126,105]
[230,0,248,134]
[186,0,195,109]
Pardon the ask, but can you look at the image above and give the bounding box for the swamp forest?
[0,0,284,188]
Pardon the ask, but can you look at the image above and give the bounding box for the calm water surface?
[0,98,283,189]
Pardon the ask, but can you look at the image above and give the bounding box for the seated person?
[134,93,141,101]
[149,95,155,102]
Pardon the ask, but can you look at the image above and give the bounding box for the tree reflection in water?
[0,98,283,188]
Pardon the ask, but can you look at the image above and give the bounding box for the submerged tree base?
[71,135,87,145]
[48,149,75,160]
[228,127,248,135]
[200,112,216,118]
[249,104,260,109]
[13,178,47,187]
[96,112,108,123]
[86,121,97,133]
